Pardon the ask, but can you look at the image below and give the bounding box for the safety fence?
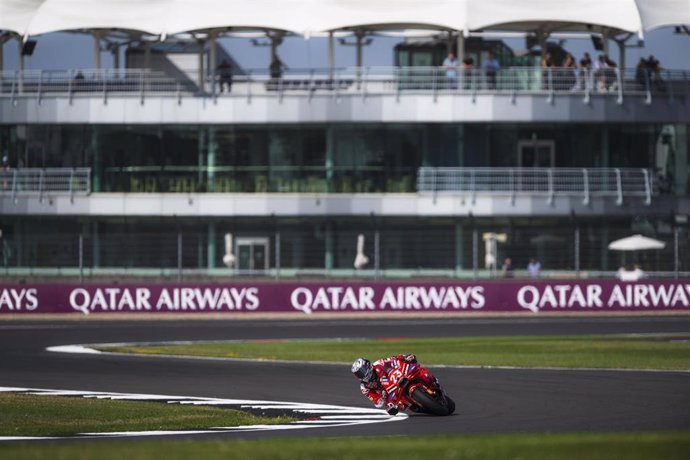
[0,224,687,281]
[0,167,657,202]
[0,168,91,199]
[417,167,655,205]
[0,66,687,103]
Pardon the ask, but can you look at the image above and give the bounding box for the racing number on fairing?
[388,369,403,385]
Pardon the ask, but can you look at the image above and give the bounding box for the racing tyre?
[445,395,456,415]
[410,388,452,416]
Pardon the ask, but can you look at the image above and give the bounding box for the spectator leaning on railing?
[442,52,458,89]
[540,52,554,90]
[560,53,578,91]
[579,52,592,90]
[483,53,500,89]
[461,55,474,89]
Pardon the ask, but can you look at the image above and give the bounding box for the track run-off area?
[1,315,689,440]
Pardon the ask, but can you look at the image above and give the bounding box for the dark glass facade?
[1,121,687,276]
[1,122,681,194]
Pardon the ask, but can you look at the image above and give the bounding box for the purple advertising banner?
[1,280,690,315]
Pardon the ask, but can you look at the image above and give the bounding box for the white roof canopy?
[1,0,688,38]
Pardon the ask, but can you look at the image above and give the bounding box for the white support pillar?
[356,31,363,67]
[93,32,102,71]
[456,31,465,58]
[17,37,23,74]
[17,37,23,92]
[328,31,334,78]
[446,31,453,55]
[208,31,218,94]
[209,31,218,71]
[602,31,610,56]
[198,39,205,90]
[616,38,626,72]
[112,44,120,73]
[143,38,151,69]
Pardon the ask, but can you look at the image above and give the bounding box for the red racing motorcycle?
[386,361,455,416]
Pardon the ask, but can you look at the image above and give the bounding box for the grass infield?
[100,334,690,370]
[2,432,690,459]
[0,393,293,437]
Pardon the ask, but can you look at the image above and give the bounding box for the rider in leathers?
[352,354,437,415]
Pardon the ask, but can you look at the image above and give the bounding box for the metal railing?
[417,167,655,205]
[0,167,659,204]
[0,168,91,199]
[1,66,687,103]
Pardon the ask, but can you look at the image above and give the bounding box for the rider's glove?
[403,354,417,363]
[386,403,399,416]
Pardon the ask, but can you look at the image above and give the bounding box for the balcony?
[1,67,688,124]
[0,167,672,219]
[417,167,655,206]
[0,168,91,201]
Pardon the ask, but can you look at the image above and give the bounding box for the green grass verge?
[100,335,690,370]
[0,393,294,437]
[2,432,690,460]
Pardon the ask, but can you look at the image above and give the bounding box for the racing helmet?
[351,357,374,382]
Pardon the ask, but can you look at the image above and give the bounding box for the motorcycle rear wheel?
[445,395,456,415]
[410,388,453,416]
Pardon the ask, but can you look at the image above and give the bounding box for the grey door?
[236,237,269,271]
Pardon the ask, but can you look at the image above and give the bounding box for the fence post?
[139,70,145,105]
[275,230,281,280]
[432,67,438,102]
[246,69,253,104]
[79,233,84,282]
[102,69,108,104]
[11,169,17,202]
[472,228,478,280]
[614,168,623,206]
[374,229,380,280]
[574,227,580,278]
[582,168,590,205]
[69,168,75,202]
[37,70,43,105]
[642,168,652,205]
[674,226,679,280]
[68,69,74,105]
[38,169,45,203]
[177,232,183,282]
[616,67,623,104]
[547,168,554,205]
[361,66,368,101]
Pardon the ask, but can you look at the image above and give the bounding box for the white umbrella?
[608,234,665,251]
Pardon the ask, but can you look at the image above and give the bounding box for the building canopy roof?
[1,0,688,38]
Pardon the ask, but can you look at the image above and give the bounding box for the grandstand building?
[1,1,689,278]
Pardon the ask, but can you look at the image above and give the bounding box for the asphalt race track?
[1,316,690,439]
